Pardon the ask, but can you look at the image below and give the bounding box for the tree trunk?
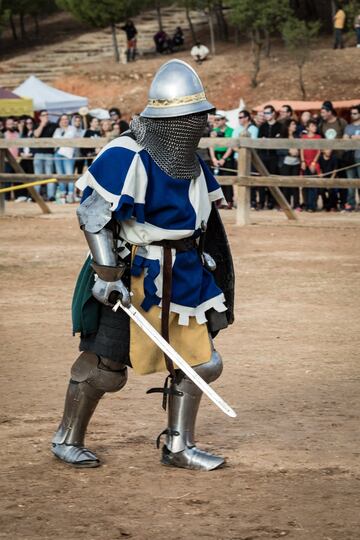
[264,29,271,57]
[207,9,216,55]
[251,31,262,88]
[10,14,18,41]
[111,22,120,63]
[20,12,26,40]
[298,64,306,99]
[185,4,197,44]
[234,26,240,46]
[214,4,221,40]
[33,14,40,37]
[156,3,163,32]
[215,1,228,41]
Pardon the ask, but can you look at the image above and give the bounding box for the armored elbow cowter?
[76,191,130,307]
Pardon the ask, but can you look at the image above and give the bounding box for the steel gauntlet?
[83,227,130,308]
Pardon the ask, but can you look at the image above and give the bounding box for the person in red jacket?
[300,118,322,211]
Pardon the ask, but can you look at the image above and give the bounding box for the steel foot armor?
[52,352,127,467]
[161,349,224,471]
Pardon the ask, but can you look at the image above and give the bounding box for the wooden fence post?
[236,147,251,226]
[5,150,51,215]
[0,150,5,216]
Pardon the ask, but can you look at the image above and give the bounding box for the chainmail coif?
[130,113,208,180]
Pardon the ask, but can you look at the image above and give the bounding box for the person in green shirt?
[209,114,236,208]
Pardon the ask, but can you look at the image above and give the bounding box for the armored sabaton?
[52,59,234,471]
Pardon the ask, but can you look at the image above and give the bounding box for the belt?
[151,237,197,252]
[151,237,197,377]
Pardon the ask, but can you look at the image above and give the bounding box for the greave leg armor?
[162,349,224,471]
[52,352,127,467]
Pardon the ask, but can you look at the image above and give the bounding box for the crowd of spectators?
[1,100,359,212]
[0,107,129,203]
[200,101,360,212]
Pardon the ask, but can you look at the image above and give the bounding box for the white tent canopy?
[13,75,88,116]
[217,99,246,130]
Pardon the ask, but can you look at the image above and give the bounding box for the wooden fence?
[0,137,359,225]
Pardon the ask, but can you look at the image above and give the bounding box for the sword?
[112,300,237,418]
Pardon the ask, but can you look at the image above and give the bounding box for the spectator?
[121,20,137,62]
[53,114,76,203]
[233,110,259,140]
[343,104,360,211]
[72,113,85,176]
[190,42,209,64]
[100,119,113,138]
[172,27,184,48]
[296,110,311,136]
[278,119,301,211]
[318,150,339,211]
[300,118,322,212]
[355,11,360,48]
[233,110,259,209]
[333,3,346,49]
[109,107,129,134]
[4,117,19,162]
[258,104,282,209]
[81,117,101,167]
[279,104,294,123]
[109,123,121,140]
[0,117,5,133]
[33,110,57,201]
[253,110,265,128]
[209,114,235,209]
[3,117,19,200]
[319,100,347,208]
[17,115,27,137]
[16,117,35,202]
[154,30,173,54]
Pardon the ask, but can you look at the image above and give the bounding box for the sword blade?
[113,300,237,418]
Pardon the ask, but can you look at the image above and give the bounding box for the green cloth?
[71,255,100,336]
[214,125,233,153]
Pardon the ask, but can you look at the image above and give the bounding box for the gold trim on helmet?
[148,91,206,108]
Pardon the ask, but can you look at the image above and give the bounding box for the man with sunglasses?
[258,105,282,209]
[233,111,258,209]
[109,107,129,134]
[344,105,360,210]
[33,110,57,201]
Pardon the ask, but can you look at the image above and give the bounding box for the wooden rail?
[0,136,358,150]
[0,136,359,224]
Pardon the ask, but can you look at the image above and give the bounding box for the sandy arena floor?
[0,202,359,540]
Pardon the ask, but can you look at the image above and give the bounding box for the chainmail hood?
[130,113,208,180]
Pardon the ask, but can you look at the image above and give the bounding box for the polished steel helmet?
[140,59,214,118]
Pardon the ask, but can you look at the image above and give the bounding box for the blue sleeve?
[197,155,221,194]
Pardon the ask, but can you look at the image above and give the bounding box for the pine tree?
[282,17,320,99]
[229,0,292,87]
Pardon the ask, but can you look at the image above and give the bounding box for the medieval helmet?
[140,59,214,118]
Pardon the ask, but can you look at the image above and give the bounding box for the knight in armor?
[52,59,234,471]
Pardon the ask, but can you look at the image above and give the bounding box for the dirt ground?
[1,203,360,540]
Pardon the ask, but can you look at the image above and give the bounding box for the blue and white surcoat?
[76,135,227,327]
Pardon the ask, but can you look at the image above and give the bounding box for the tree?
[2,0,57,41]
[57,0,141,62]
[0,0,10,41]
[229,0,292,88]
[195,0,217,54]
[282,17,320,99]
